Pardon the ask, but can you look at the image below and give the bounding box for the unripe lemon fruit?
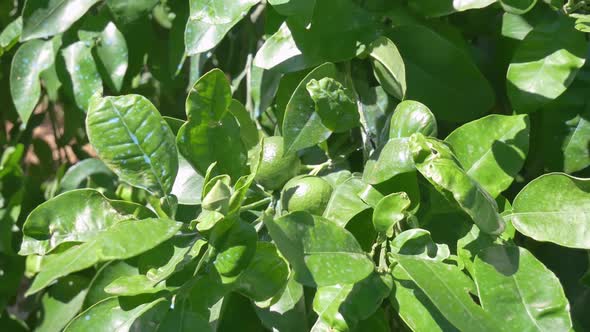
[281,175,333,215]
[252,136,300,190]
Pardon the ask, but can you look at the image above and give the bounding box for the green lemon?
[281,175,333,215]
[252,136,300,190]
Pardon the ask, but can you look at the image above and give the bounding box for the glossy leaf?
[388,25,495,122]
[254,0,378,73]
[323,175,383,227]
[408,0,496,17]
[185,0,259,55]
[0,17,22,56]
[254,276,308,332]
[171,156,204,205]
[312,273,392,331]
[87,94,178,196]
[373,192,410,235]
[235,242,290,302]
[57,158,114,194]
[474,245,572,331]
[36,275,89,332]
[282,63,335,153]
[390,229,450,261]
[389,100,437,139]
[507,16,587,113]
[367,36,406,100]
[189,0,259,25]
[20,189,154,256]
[177,69,247,179]
[363,138,415,185]
[212,220,257,277]
[306,77,359,133]
[445,114,530,198]
[501,0,537,14]
[268,0,315,22]
[511,173,590,249]
[187,69,231,119]
[65,297,169,332]
[27,218,181,295]
[21,0,100,41]
[94,22,128,92]
[229,99,260,150]
[264,211,374,287]
[10,39,56,125]
[157,299,211,332]
[394,256,500,331]
[391,265,461,331]
[409,133,505,235]
[62,41,103,111]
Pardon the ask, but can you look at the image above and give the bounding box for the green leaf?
[312,273,392,331]
[229,99,260,150]
[26,218,181,295]
[510,173,590,249]
[157,299,212,332]
[387,25,495,122]
[0,17,22,56]
[10,39,57,125]
[171,156,204,205]
[83,261,138,309]
[445,114,530,198]
[357,85,395,148]
[177,69,247,179]
[500,0,537,14]
[189,0,259,24]
[62,41,103,111]
[65,296,169,332]
[185,0,259,55]
[268,0,315,23]
[87,94,179,196]
[184,68,232,122]
[507,16,587,113]
[264,211,374,287]
[106,237,206,296]
[282,63,336,153]
[254,0,378,72]
[93,22,128,92]
[367,36,406,100]
[212,220,257,278]
[106,0,159,24]
[306,77,359,133]
[254,276,308,332]
[20,189,154,256]
[390,229,450,261]
[323,175,383,227]
[36,275,89,332]
[407,0,496,17]
[21,0,100,41]
[474,245,572,331]
[235,242,289,302]
[363,138,416,185]
[394,256,500,331]
[57,158,114,194]
[562,109,590,174]
[409,133,505,235]
[391,265,460,331]
[373,192,410,235]
[388,100,437,139]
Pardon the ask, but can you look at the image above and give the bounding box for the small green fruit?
[252,136,300,190]
[281,176,333,215]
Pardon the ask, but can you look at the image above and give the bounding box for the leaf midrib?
[107,98,168,195]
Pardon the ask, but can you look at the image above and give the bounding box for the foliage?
[1,0,590,331]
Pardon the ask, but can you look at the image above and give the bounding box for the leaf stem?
[240,196,272,212]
